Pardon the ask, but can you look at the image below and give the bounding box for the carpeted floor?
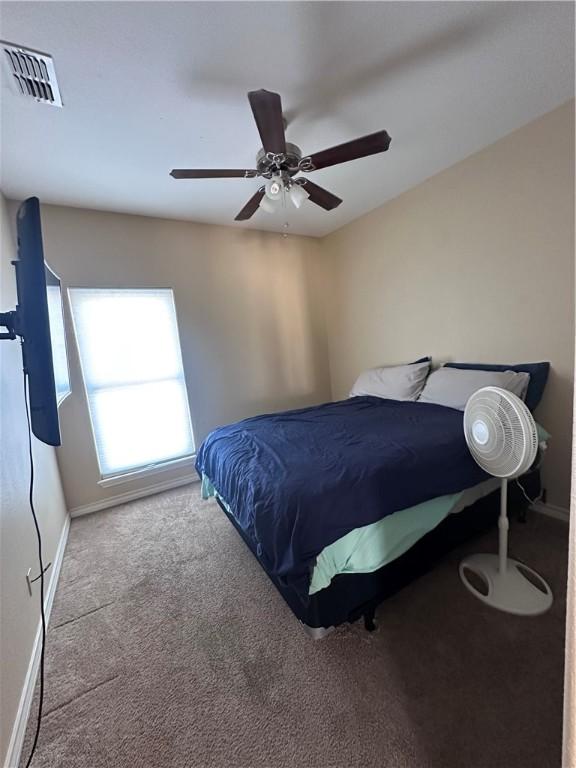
[21,484,568,768]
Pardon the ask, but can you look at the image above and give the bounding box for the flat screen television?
[0,197,70,445]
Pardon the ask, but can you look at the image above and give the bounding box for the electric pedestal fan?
[459,386,553,615]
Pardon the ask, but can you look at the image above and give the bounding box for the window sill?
[98,454,197,488]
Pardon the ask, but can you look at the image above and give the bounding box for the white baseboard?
[69,474,198,518]
[532,501,571,523]
[4,514,70,768]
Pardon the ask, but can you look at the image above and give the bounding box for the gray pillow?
[350,360,431,401]
[418,367,530,411]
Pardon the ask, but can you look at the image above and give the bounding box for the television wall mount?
[1,259,23,339]
[0,308,21,340]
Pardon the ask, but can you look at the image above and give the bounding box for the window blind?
[69,288,195,477]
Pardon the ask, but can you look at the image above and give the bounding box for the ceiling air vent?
[1,42,63,106]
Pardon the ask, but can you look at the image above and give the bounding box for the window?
[69,288,195,478]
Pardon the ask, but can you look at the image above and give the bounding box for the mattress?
[195,396,492,601]
[197,401,549,600]
[201,418,548,596]
[202,473,497,594]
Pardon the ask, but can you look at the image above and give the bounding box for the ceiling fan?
[170,89,391,221]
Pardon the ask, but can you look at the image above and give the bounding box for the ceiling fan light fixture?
[259,194,277,214]
[289,183,309,209]
[265,175,284,200]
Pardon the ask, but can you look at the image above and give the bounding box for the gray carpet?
[21,484,567,768]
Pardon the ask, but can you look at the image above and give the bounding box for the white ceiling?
[0,1,574,237]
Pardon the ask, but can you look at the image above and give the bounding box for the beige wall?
[322,100,575,509]
[0,193,69,765]
[18,205,331,511]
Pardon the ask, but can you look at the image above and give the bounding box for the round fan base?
[459,554,553,616]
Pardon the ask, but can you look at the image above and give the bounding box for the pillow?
[417,367,530,411]
[350,359,431,401]
[444,361,550,411]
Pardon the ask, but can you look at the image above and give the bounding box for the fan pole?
[499,478,509,575]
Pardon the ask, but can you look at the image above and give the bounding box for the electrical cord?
[514,443,547,506]
[22,370,46,768]
[515,476,543,506]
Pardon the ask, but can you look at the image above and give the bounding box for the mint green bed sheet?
[309,491,464,594]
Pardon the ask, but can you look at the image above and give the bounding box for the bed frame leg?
[363,608,377,632]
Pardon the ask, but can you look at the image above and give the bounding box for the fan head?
[463,386,538,479]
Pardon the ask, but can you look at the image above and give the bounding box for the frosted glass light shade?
[259,195,277,214]
[289,184,309,209]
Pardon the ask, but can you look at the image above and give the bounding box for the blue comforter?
[195,397,488,600]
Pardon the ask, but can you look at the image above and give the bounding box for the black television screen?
[13,197,70,445]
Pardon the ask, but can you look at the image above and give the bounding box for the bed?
[195,395,544,637]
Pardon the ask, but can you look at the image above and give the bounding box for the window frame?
[68,286,196,483]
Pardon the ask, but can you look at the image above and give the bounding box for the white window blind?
[69,288,195,478]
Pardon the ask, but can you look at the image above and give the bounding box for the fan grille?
[463,387,538,478]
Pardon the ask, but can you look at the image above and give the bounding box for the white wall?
[18,205,331,512]
[0,193,69,765]
[321,101,575,509]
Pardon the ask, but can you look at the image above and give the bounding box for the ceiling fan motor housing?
[256,142,302,177]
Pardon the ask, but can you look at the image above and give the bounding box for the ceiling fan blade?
[234,187,266,221]
[247,90,286,156]
[300,179,342,211]
[170,169,257,179]
[305,130,391,171]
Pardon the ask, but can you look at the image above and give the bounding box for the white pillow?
[418,367,530,411]
[350,360,431,401]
